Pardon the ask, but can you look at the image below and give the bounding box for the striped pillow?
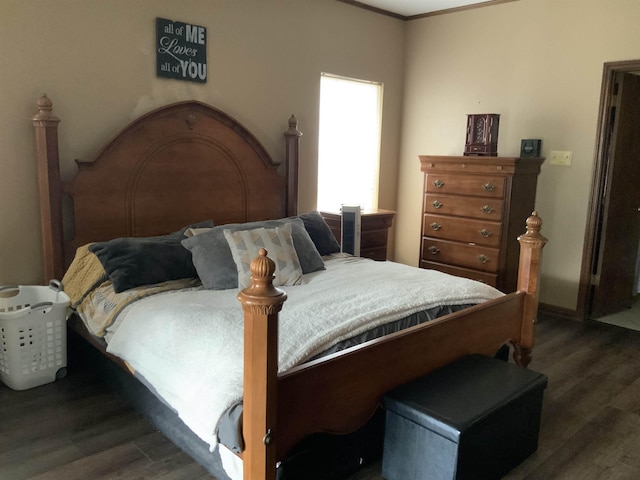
[224,222,303,289]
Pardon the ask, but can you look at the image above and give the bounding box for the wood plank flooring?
[2,314,640,479]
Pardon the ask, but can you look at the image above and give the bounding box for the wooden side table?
[320,209,395,261]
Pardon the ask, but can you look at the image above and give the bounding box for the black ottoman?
[382,354,547,480]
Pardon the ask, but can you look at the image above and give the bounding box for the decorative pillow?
[89,220,213,293]
[224,223,303,289]
[298,211,341,256]
[182,217,324,290]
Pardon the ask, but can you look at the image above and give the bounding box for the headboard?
[32,95,301,281]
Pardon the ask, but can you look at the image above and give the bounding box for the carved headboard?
[33,95,301,281]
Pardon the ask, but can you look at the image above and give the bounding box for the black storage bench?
[382,354,547,480]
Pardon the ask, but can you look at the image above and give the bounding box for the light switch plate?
[549,151,572,166]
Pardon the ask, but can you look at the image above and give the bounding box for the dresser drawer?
[421,238,500,273]
[361,213,394,230]
[425,173,505,198]
[424,193,503,221]
[423,214,502,248]
[420,260,498,287]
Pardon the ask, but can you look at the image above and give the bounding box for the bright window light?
[317,73,383,212]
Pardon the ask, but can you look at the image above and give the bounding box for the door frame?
[577,59,640,321]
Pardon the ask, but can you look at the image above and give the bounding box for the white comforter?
[106,255,503,450]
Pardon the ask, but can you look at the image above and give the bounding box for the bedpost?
[238,249,288,480]
[284,115,302,216]
[514,212,548,367]
[32,94,65,282]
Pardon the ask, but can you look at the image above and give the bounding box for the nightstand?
[320,209,395,261]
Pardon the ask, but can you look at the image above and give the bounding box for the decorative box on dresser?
[419,156,544,292]
[320,209,395,261]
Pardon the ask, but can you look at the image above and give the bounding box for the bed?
[32,94,547,480]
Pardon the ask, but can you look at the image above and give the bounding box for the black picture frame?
[156,17,207,83]
[520,139,542,158]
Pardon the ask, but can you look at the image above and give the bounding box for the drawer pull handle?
[433,179,445,188]
[428,246,440,255]
[479,229,492,238]
[478,254,490,264]
[431,200,443,209]
[430,222,442,231]
[482,182,496,191]
[263,429,273,445]
[481,205,494,214]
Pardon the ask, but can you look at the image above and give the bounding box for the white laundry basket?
[0,280,70,390]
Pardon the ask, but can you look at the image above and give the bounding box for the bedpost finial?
[285,115,302,137]
[525,211,542,234]
[251,248,276,280]
[33,94,60,124]
[237,249,287,314]
[517,211,547,249]
[38,94,53,111]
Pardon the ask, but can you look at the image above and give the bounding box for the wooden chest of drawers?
[320,209,395,261]
[419,156,544,292]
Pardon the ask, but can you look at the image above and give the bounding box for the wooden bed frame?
[33,95,547,480]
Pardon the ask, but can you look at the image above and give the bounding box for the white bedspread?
[106,255,503,450]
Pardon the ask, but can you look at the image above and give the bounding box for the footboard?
[276,292,525,459]
[239,213,547,480]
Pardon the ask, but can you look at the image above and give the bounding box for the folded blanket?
[77,277,202,337]
[63,244,203,337]
[62,245,108,308]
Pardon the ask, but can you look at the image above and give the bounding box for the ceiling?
[346,0,511,18]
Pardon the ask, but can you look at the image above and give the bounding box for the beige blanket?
[63,245,201,337]
[105,255,504,451]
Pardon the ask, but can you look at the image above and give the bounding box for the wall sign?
[156,17,207,83]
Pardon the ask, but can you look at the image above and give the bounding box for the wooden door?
[589,72,640,317]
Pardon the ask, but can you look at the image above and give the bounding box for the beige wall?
[396,0,640,309]
[5,0,634,311]
[0,0,404,285]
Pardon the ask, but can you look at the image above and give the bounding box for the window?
[317,73,383,212]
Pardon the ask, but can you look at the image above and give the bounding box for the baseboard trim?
[538,303,579,322]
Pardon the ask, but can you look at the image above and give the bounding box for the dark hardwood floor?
[2,314,640,479]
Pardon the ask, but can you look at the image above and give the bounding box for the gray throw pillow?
[89,220,214,293]
[298,211,341,256]
[182,217,324,290]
